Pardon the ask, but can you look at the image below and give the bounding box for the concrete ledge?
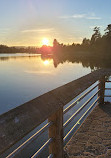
[0,69,111,154]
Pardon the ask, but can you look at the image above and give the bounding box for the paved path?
[65,103,111,158]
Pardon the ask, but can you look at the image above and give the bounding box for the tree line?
[52,24,111,59]
[0,45,39,54]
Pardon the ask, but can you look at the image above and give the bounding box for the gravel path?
[65,103,111,158]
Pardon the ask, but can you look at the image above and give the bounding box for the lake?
[0,53,91,115]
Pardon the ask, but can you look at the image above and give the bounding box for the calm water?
[0,53,91,115]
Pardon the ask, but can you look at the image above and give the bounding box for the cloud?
[86,17,101,20]
[59,14,86,19]
[0,28,10,31]
[59,13,101,20]
[22,28,54,33]
[72,14,86,18]
[0,28,10,34]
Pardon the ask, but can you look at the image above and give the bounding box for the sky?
[0,0,111,47]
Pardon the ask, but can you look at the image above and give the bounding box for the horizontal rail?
[64,83,99,114]
[104,95,111,97]
[31,138,53,158]
[63,89,100,128]
[63,97,100,143]
[6,122,53,158]
[105,88,111,90]
[48,154,53,158]
[106,81,111,82]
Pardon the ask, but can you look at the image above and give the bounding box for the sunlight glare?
[42,38,49,46]
[43,60,49,65]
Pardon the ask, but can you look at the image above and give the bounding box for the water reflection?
[0,54,91,115]
[0,57,10,61]
[43,60,50,65]
[0,53,111,70]
[41,53,111,70]
[0,55,40,61]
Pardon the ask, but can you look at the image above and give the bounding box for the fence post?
[99,76,105,104]
[48,107,64,158]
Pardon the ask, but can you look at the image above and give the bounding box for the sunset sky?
[0,0,111,46]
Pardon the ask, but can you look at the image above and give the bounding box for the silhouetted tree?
[53,39,59,47]
[82,38,90,46]
[104,24,111,37]
[91,27,101,45]
[0,44,39,54]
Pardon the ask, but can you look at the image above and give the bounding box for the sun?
[43,60,49,65]
[42,38,49,46]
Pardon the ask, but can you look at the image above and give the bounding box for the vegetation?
[52,24,111,56]
[0,45,39,54]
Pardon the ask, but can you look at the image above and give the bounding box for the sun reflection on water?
[43,60,49,65]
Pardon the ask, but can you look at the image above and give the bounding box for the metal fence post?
[99,76,105,104]
[48,107,64,158]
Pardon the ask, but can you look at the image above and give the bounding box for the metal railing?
[105,80,111,98]
[6,122,53,158]
[1,71,111,158]
[5,80,105,158]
